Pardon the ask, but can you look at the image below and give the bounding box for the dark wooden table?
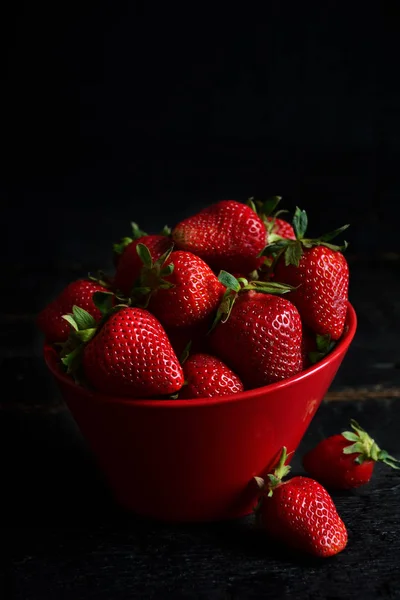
[1,253,400,600]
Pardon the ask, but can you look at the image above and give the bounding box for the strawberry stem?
[88,271,113,289]
[130,242,175,307]
[247,196,289,237]
[60,297,129,379]
[253,447,292,506]
[209,272,295,333]
[341,420,400,468]
[308,333,336,364]
[292,207,308,239]
[266,446,292,495]
[92,291,115,316]
[113,222,149,255]
[260,207,350,267]
[159,225,172,236]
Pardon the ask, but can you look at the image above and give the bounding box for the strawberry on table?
[61,296,184,398]
[209,272,303,387]
[37,279,109,343]
[179,353,244,399]
[172,200,266,274]
[255,447,348,558]
[303,419,400,489]
[264,207,350,340]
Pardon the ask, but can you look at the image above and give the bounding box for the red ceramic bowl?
[44,302,357,522]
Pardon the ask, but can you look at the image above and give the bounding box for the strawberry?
[266,217,295,240]
[209,273,303,387]
[113,232,173,297]
[247,196,295,241]
[37,279,108,343]
[264,207,350,340]
[303,420,400,489]
[112,222,171,269]
[255,447,348,558]
[179,353,244,399]
[61,299,184,398]
[172,200,266,274]
[133,246,225,330]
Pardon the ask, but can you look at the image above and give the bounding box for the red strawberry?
[247,196,295,242]
[210,275,303,387]
[172,200,266,274]
[37,279,108,343]
[303,420,400,489]
[265,207,350,340]
[179,353,244,399]
[265,216,296,240]
[134,246,225,330]
[113,234,172,297]
[255,448,348,558]
[62,304,184,398]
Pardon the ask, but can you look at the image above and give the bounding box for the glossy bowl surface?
[44,303,357,522]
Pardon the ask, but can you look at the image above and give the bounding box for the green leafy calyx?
[266,446,292,496]
[88,270,113,289]
[60,305,99,375]
[113,222,148,255]
[341,419,400,468]
[209,270,296,331]
[131,242,175,307]
[308,333,336,364]
[247,195,289,236]
[159,224,172,236]
[60,293,128,378]
[253,446,292,505]
[261,206,350,267]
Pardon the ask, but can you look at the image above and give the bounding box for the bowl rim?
[44,302,357,409]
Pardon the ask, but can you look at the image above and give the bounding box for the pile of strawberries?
[37,197,350,399]
[37,197,400,558]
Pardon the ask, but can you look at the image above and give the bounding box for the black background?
[2,6,400,598]
[2,3,399,271]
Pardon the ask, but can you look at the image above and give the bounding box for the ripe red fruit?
[265,216,296,240]
[172,200,266,274]
[255,448,348,558]
[265,208,350,340]
[302,420,400,489]
[247,196,295,245]
[179,353,244,399]
[275,246,349,340]
[210,289,303,387]
[113,234,173,297]
[80,306,184,398]
[135,248,225,330]
[37,279,108,343]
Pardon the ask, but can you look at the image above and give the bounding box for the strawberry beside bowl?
[44,302,357,523]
